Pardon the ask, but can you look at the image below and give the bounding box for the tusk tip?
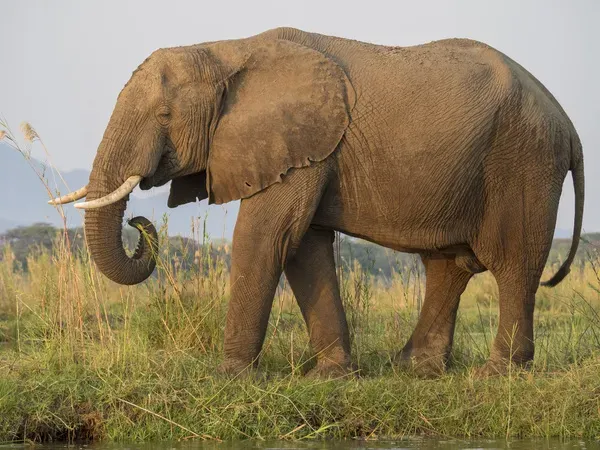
[71,175,142,209]
[46,186,89,206]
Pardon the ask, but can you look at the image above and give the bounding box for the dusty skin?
[57,27,584,379]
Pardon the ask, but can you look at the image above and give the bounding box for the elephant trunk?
[84,150,158,286]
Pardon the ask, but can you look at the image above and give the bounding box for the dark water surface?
[3,439,598,450]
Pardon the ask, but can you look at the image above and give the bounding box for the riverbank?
[1,237,599,443]
[1,345,600,443]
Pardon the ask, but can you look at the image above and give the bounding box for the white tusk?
[48,186,89,205]
[74,175,142,210]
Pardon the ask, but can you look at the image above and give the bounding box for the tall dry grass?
[1,228,599,443]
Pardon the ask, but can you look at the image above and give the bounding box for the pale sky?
[2,0,599,232]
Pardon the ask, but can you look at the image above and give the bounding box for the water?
[2,439,598,450]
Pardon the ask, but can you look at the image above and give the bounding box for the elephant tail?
[541,137,585,287]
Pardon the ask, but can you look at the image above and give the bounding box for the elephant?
[50,27,584,378]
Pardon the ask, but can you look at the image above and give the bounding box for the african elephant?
[51,27,584,377]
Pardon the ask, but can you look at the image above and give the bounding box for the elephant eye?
[155,106,171,125]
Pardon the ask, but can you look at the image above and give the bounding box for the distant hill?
[0,144,238,238]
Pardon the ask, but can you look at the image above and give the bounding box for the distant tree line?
[0,222,229,275]
[0,223,597,278]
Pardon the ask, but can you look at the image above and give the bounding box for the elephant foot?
[303,346,355,379]
[473,360,505,378]
[216,359,256,379]
[394,348,448,379]
[304,360,358,379]
[473,356,533,379]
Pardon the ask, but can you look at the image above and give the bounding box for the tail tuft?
[540,265,570,287]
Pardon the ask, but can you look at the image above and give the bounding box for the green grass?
[1,121,599,444]
[0,229,599,445]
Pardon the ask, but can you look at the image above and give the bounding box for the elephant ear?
[167,171,208,208]
[207,39,355,204]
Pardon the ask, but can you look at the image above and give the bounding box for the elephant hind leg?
[475,239,554,376]
[396,255,473,377]
[284,227,352,377]
[472,178,562,376]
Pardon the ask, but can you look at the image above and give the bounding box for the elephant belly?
[312,150,485,256]
[312,208,473,257]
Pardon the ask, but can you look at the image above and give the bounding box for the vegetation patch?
[0,124,599,444]
[0,224,599,444]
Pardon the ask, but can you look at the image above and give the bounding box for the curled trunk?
[84,181,158,286]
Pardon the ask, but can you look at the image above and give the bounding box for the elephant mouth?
[139,174,170,191]
[139,145,179,191]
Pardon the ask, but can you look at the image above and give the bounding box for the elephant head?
[51,35,355,285]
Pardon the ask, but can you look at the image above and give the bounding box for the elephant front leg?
[218,160,334,376]
[284,228,352,378]
[396,255,473,377]
[219,234,282,376]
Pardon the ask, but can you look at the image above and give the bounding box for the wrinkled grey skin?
[83,28,584,378]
